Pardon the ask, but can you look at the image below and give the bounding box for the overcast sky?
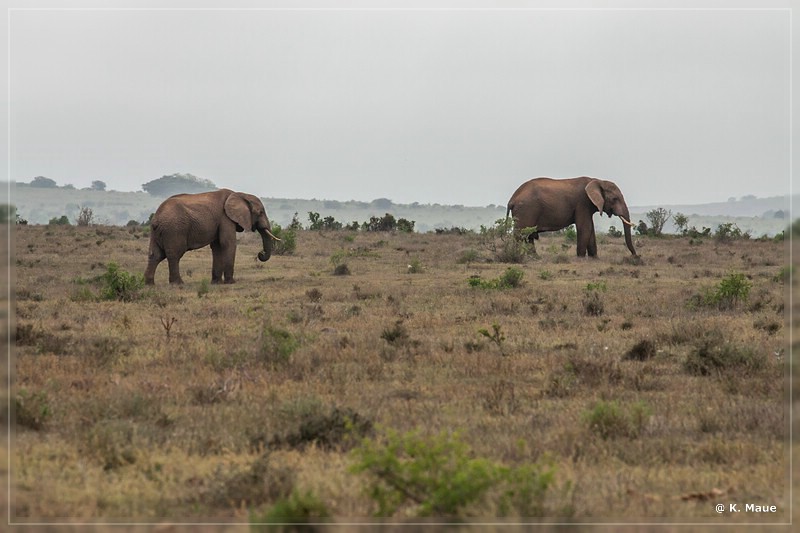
[5,3,793,207]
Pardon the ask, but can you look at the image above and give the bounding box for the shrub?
[271,406,373,451]
[197,279,210,298]
[15,389,51,431]
[380,321,409,346]
[715,222,750,242]
[479,218,534,263]
[645,208,671,236]
[673,213,689,234]
[258,325,300,367]
[396,218,415,233]
[583,400,652,439]
[364,213,398,232]
[457,248,480,264]
[350,429,555,517]
[333,263,351,276]
[478,323,505,354]
[100,262,145,302]
[48,215,70,226]
[563,224,577,242]
[607,225,622,238]
[582,283,606,316]
[307,211,343,231]
[624,339,657,361]
[251,490,330,529]
[269,223,297,255]
[205,453,295,509]
[407,258,423,274]
[689,271,752,311]
[684,336,765,377]
[468,267,525,290]
[75,206,94,226]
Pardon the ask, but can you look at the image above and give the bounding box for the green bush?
[407,258,423,274]
[714,222,750,242]
[645,208,671,236]
[479,218,534,263]
[583,400,652,439]
[250,490,330,531]
[689,271,752,310]
[350,429,555,517]
[100,262,145,302]
[468,267,524,290]
[269,223,297,255]
[259,325,300,367]
[563,224,577,242]
[48,215,70,226]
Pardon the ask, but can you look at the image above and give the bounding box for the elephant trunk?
[619,209,637,256]
[257,227,273,262]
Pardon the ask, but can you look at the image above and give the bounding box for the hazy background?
[4,2,793,208]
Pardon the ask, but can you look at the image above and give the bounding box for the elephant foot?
[169,279,184,285]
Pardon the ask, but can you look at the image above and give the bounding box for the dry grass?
[8,224,793,526]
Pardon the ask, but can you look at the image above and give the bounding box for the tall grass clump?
[259,324,300,367]
[582,281,607,316]
[583,400,652,440]
[350,429,556,517]
[684,335,765,377]
[14,389,51,431]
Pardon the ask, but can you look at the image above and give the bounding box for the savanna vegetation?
[6,220,794,528]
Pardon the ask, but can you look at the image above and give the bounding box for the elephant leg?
[223,247,237,284]
[167,256,184,285]
[529,232,538,254]
[210,241,224,284]
[588,225,598,257]
[144,247,165,285]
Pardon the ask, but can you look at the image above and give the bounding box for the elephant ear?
[224,193,253,232]
[585,180,605,213]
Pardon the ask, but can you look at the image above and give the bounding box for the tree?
[673,213,689,234]
[91,180,107,191]
[645,208,671,236]
[29,176,57,188]
[142,173,217,197]
[370,198,393,210]
[75,207,94,226]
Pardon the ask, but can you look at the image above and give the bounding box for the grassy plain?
[7,223,794,528]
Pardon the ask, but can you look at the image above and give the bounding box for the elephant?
[144,189,280,285]
[506,176,637,257]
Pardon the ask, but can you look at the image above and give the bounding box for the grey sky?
[5,3,793,207]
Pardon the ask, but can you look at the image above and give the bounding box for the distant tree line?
[17,172,218,197]
[141,173,217,196]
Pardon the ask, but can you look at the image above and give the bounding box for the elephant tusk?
[265,229,282,242]
[619,216,634,227]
